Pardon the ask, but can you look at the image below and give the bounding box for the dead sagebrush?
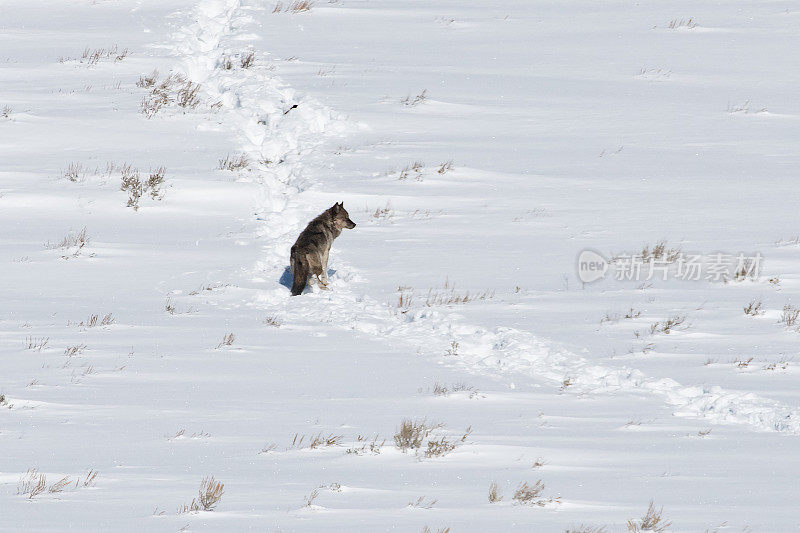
[627,500,671,532]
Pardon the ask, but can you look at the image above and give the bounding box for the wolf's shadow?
[278,266,337,291]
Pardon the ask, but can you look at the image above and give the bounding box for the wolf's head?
[331,202,356,230]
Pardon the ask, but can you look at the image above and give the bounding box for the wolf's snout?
[347,219,356,229]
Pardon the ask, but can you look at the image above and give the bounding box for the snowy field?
[2,0,800,531]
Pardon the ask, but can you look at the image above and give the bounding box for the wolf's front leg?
[321,248,330,287]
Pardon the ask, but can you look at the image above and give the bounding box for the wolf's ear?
[331,202,341,212]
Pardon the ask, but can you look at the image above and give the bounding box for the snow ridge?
[172,0,800,435]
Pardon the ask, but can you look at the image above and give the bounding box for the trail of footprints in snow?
[176,0,800,435]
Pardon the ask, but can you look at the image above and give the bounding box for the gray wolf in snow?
[290,202,356,295]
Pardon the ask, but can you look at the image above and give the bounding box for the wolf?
[290,202,356,295]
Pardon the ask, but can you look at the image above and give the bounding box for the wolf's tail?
[290,252,309,296]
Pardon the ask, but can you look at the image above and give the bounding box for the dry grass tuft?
[426,286,494,306]
[743,300,763,316]
[393,419,468,458]
[64,343,87,357]
[274,1,314,13]
[512,480,544,504]
[488,481,503,503]
[402,89,428,106]
[437,160,454,174]
[179,476,224,513]
[780,304,800,328]
[394,419,437,452]
[216,333,236,348]
[408,496,438,509]
[566,526,607,533]
[78,313,115,328]
[63,162,85,182]
[421,528,451,533]
[264,315,282,327]
[218,153,250,171]
[398,161,425,181]
[1,105,11,119]
[432,382,480,399]
[240,51,256,68]
[45,227,89,255]
[627,500,671,532]
[18,469,47,499]
[77,45,128,65]
[48,476,71,493]
[291,432,343,449]
[512,480,559,506]
[80,469,99,487]
[25,336,49,351]
[648,315,686,335]
[120,165,166,210]
[140,72,208,118]
[345,434,386,455]
[136,70,159,88]
[668,18,696,29]
[198,476,224,511]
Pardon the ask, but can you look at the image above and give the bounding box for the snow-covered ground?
[2,0,799,531]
